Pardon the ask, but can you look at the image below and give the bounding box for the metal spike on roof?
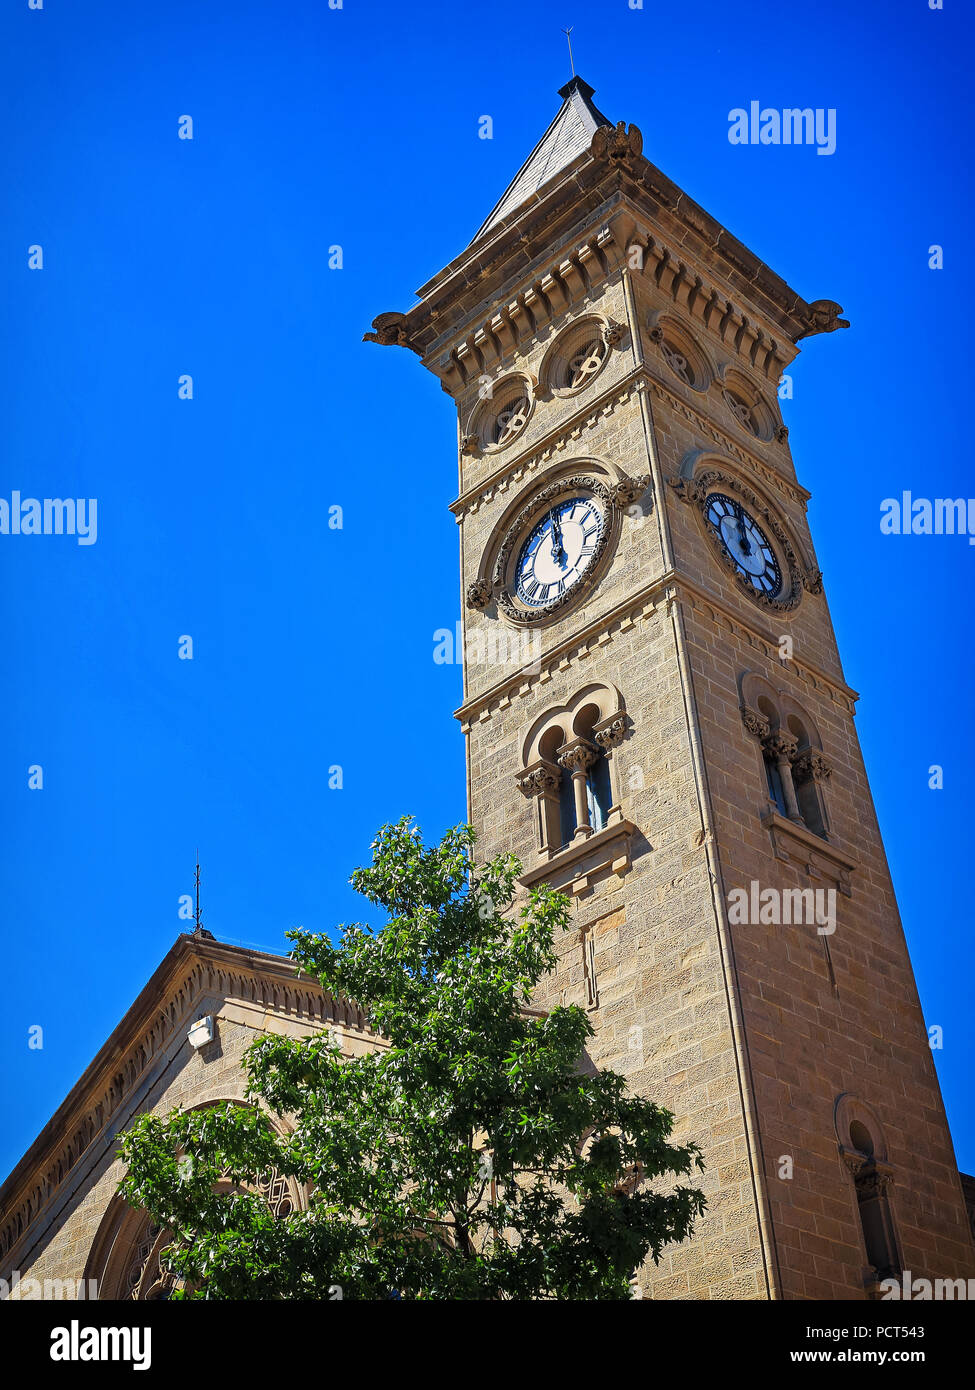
[470,77,613,243]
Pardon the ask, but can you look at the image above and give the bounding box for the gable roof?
[471,76,612,243]
[0,933,375,1275]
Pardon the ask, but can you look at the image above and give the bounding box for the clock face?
[514,495,604,608]
[704,493,782,598]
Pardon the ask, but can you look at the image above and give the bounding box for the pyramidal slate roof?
[471,76,613,243]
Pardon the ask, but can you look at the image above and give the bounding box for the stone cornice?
[0,934,370,1272]
[455,573,858,730]
[365,133,846,381]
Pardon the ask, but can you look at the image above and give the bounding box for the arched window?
[835,1095,902,1290]
[84,1104,305,1300]
[518,685,628,856]
[740,676,831,841]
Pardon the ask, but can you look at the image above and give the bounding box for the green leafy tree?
[119,819,706,1299]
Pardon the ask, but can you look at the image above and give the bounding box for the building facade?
[2,79,972,1302]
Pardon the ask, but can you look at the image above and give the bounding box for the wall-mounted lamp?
[187,1015,215,1050]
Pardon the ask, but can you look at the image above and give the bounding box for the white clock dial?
[514,496,604,608]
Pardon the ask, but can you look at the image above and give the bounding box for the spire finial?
[561,26,575,78]
[194,850,203,933]
[190,852,215,939]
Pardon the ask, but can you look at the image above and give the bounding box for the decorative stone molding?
[653,380,810,507]
[454,573,860,734]
[451,369,653,520]
[774,425,789,444]
[466,577,493,611]
[647,312,717,394]
[540,316,614,398]
[834,1094,891,1163]
[519,817,636,899]
[0,936,378,1273]
[466,373,535,454]
[669,467,809,612]
[367,174,842,398]
[516,759,560,798]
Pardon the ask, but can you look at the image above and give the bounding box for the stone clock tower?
[367,78,974,1299]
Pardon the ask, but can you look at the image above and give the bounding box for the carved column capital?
[841,1148,867,1180]
[742,706,771,740]
[558,738,599,774]
[593,715,628,752]
[794,749,832,782]
[516,759,560,798]
[763,729,799,762]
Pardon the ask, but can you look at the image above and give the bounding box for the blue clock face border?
[704,491,783,598]
[514,496,604,608]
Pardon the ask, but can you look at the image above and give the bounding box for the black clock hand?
[550,512,566,566]
[734,503,752,555]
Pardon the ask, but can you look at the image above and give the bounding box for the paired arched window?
[518,684,628,855]
[740,674,831,840]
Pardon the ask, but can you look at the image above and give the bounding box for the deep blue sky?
[1,0,972,1183]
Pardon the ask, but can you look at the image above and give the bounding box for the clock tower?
[366,78,975,1299]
